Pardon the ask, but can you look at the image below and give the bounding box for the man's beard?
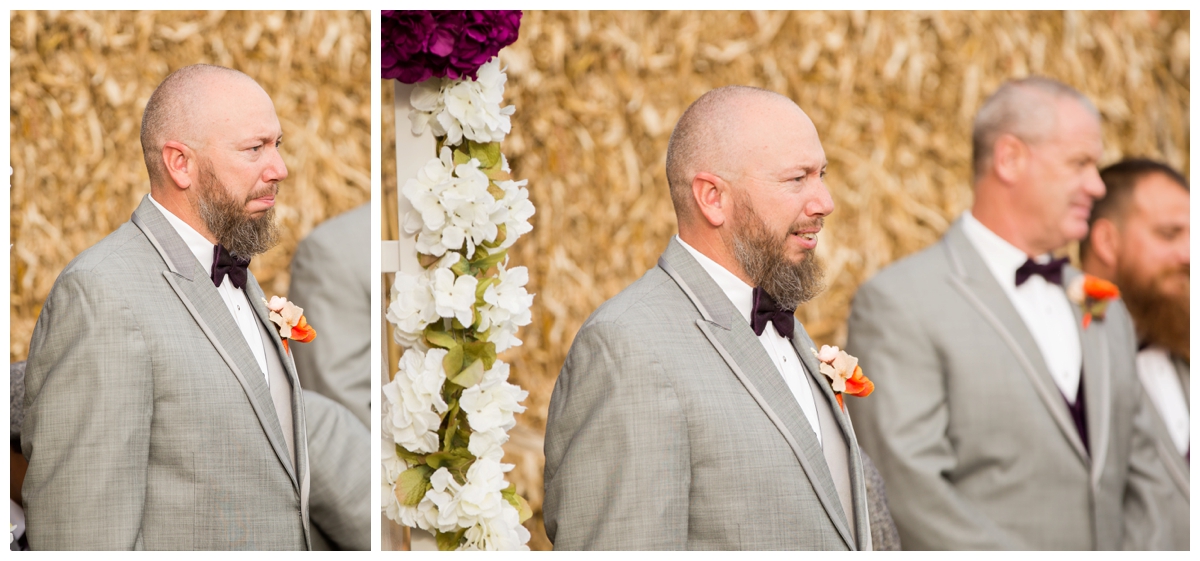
[724,192,826,310]
[194,161,279,259]
[1117,264,1190,361]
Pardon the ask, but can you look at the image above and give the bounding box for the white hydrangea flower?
[403,147,502,257]
[388,270,439,349]
[397,494,441,533]
[409,57,514,146]
[462,502,531,551]
[425,467,465,533]
[490,178,535,250]
[479,265,534,352]
[466,426,509,462]
[431,267,479,328]
[461,361,528,437]
[454,458,512,528]
[383,348,450,454]
[381,467,401,524]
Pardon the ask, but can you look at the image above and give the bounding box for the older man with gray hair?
[845,76,1174,549]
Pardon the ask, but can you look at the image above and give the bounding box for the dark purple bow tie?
[211,244,250,289]
[751,286,795,338]
[1015,256,1068,287]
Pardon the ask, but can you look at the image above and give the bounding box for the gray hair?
[971,76,1098,180]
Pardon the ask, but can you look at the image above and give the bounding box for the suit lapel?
[246,276,312,544]
[658,238,856,550]
[789,325,872,550]
[1062,267,1110,490]
[942,221,1090,466]
[130,196,302,498]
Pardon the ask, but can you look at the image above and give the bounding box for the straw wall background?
[384,10,1189,549]
[10,10,371,362]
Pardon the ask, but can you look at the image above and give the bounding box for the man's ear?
[162,140,195,189]
[992,134,1028,184]
[1088,218,1121,270]
[692,172,728,227]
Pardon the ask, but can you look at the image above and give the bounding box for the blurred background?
[383,10,1188,550]
[10,10,371,363]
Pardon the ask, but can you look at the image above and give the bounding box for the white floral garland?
[382,57,533,551]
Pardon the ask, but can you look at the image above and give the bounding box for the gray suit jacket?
[544,238,871,550]
[288,203,371,427]
[22,195,310,550]
[1141,356,1189,550]
[846,218,1174,550]
[303,390,370,551]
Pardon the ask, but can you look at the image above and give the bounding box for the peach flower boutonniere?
[264,296,317,352]
[1066,275,1120,329]
[813,345,874,411]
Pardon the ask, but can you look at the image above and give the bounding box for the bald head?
[140,64,266,186]
[971,76,1099,181]
[666,86,812,224]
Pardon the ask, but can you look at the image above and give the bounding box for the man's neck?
[678,228,754,286]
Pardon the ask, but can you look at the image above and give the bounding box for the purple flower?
[381,10,522,83]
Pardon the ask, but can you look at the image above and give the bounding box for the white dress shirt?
[149,194,271,386]
[1136,346,1189,456]
[678,236,823,445]
[961,211,1083,402]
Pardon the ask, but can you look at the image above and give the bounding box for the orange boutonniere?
[813,345,874,410]
[264,296,317,352]
[1066,275,1120,329]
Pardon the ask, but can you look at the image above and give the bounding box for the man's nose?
[264,148,288,183]
[807,177,835,217]
[1084,166,1105,199]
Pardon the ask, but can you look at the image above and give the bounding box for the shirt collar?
[960,210,1054,288]
[676,236,755,325]
[148,193,216,274]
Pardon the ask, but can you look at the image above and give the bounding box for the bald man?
[846,77,1174,549]
[543,86,872,550]
[22,64,313,550]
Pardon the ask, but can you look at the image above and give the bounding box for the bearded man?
[543,86,873,550]
[1081,159,1189,549]
[22,64,312,550]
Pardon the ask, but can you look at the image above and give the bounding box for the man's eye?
[250,144,262,152]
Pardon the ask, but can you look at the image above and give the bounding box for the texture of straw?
[383,10,1189,550]
[10,10,371,362]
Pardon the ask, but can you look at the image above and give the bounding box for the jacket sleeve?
[21,268,153,550]
[287,223,371,426]
[846,279,1017,550]
[303,390,371,551]
[542,319,691,550]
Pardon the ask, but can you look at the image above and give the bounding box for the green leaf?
[449,358,485,387]
[487,180,506,200]
[475,276,498,304]
[424,327,458,350]
[500,483,533,523]
[467,140,502,169]
[442,345,465,378]
[471,248,508,273]
[452,147,471,166]
[449,253,471,276]
[395,444,425,466]
[462,340,498,370]
[484,166,512,183]
[436,528,466,551]
[395,465,433,506]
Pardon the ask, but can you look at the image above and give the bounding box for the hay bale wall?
[10,10,371,361]
[384,10,1189,549]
